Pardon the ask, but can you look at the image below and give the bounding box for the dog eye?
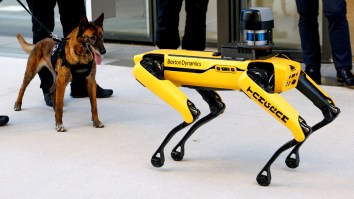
[89,35,97,41]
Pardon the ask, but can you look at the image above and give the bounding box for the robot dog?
[133,8,340,186]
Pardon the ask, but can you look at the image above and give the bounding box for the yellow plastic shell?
[133,49,336,142]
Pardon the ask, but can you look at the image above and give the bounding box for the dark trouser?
[26,0,86,93]
[155,0,209,50]
[295,0,352,72]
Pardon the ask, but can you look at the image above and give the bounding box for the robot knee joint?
[140,57,164,79]
[321,105,340,122]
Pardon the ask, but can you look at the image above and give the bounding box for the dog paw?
[14,103,22,111]
[56,124,67,132]
[93,120,104,128]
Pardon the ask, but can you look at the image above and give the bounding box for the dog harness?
[51,40,93,79]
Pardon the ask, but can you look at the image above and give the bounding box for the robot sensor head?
[241,7,274,46]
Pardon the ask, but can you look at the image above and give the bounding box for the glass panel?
[242,0,323,50]
[0,1,62,38]
[206,0,217,44]
[104,0,153,42]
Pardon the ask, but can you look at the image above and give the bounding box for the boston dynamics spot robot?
[133,8,340,186]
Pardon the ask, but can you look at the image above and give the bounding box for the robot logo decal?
[246,86,289,123]
[167,58,201,67]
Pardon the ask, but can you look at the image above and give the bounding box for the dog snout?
[100,47,106,55]
[99,42,106,55]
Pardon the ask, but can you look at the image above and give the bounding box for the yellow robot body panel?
[152,49,218,58]
[133,64,195,123]
[269,57,302,93]
[134,49,218,63]
[162,50,251,90]
[238,72,305,142]
[164,69,241,90]
[135,49,305,92]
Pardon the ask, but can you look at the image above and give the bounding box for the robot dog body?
[135,49,305,137]
[133,48,340,186]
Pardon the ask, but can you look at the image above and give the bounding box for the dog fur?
[14,13,106,132]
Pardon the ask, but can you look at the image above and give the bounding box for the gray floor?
[1,35,354,198]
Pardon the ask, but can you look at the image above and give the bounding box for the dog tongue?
[94,51,102,65]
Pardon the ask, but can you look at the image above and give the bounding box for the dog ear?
[79,15,89,26]
[78,15,90,35]
[94,13,105,27]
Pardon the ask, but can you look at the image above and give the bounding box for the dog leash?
[16,0,64,42]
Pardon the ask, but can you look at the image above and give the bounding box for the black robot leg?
[284,71,340,169]
[151,100,200,168]
[256,71,341,186]
[171,90,226,161]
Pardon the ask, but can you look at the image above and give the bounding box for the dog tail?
[16,34,34,54]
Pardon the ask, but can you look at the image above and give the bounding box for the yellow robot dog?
[133,8,340,186]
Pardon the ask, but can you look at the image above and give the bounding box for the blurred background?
[1,0,353,62]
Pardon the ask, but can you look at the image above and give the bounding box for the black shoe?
[96,85,113,98]
[337,69,354,88]
[305,68,321,84]
[43,92,53,107]
[70,84,113,98]
[0,115,9,126]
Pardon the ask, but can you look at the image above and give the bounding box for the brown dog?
[14,13,106,132]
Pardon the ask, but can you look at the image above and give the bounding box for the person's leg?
[57,0,85,37]
[26,0,56,43]
[155,0,183,49]
[323,0,354,87]
[182,0,209,50]
[295,0,322,84]
[323,0,352,71]
[57,0,113,97]
[26,0,56,106]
